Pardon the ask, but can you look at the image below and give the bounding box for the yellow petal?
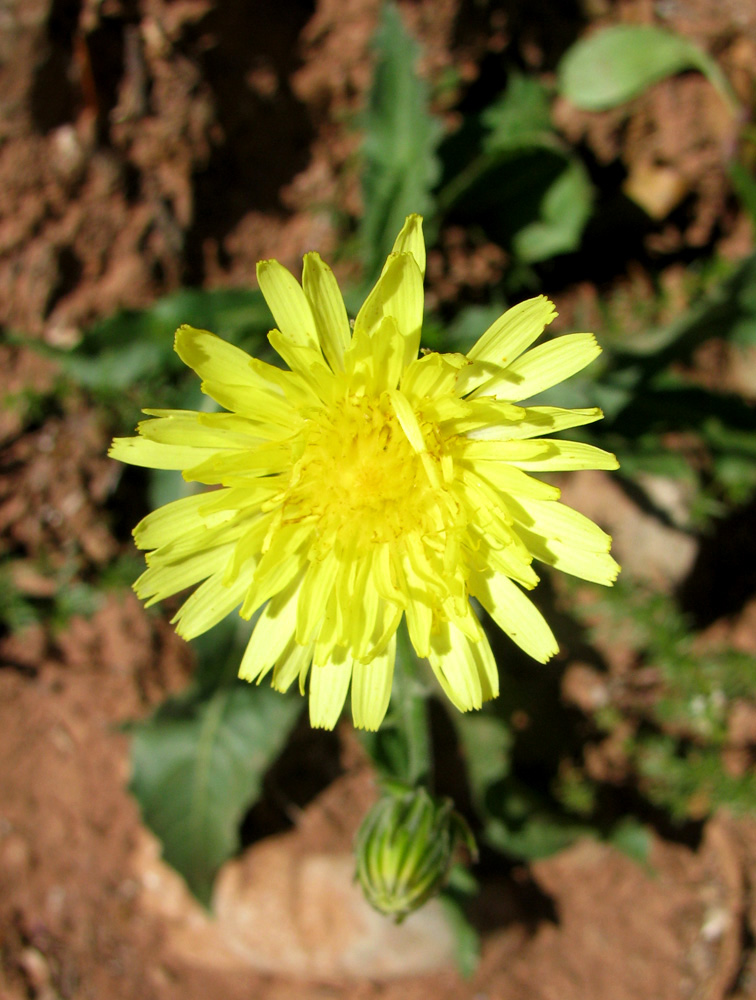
[172,568,252,640]
[509,496,613,552]
[476,439,619,472]
[302,251,351,371]
[427,622,498,712]
[309,650,353,729]
[296,553,340,645]
[467,296,557,366]
[354,252,423,369]
[268,329,335,401]
[404,594,433,658]
[109,437,219,470]
[256,259,320,351]
[135,541,235,605]
[136,413,258,450]
[174,325,258,386]
[467,405,603,441]
[386,388,426,454]
[239,583,299,683]
[240,524,311,619]
[470,570,558,663]
[387,213,426,278]
[196,380,299,429]
[344,316,405,395]
[401,352,466,405]
[512,506,621,585]
[183,442,291,485]
[474,333,601,401]
[272,638,313,694]
[457,459,561,501]
[134,490,232,550]
[351,634,396,731]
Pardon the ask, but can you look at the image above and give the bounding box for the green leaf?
[361,1,443,278]
[85,287,270,353]
[512,156,593,262]
[57,288,270,393]
[558,25,738,113]
[439,890,480,979]
[484,806,589,860]
[130,678,301,906]
[452,710,513,810]
[728,161,756,226]
[481,73,553,152]
[608,817,652,867]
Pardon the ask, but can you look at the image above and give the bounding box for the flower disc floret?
[283,393,438,552]
[110,214,620,732]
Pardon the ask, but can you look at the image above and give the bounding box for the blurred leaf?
[62,340,167,392]
[558,25,738,113]
[608,817,652,866]
[81,287,270,354]
[51,580,102,627]
[130,620,301,906]
[452,710,513,810]
[728,161,756,226]
[483,780,591,860]
[0,566,41,631]
[57,288,270,395]
[482,73,553,152]
[444,303,506,353]
[513,156,593,262]
[361,1,443,278]
[148,468,199,510]
[439,890,480,979]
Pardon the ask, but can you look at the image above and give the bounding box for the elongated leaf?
[131,681,301,906]
[558,25,738,113]
[361,1,443,278]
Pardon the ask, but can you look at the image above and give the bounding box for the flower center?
[283,394,435,553]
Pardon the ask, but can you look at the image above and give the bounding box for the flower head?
[110,215,619,730]
[355,785,475,922]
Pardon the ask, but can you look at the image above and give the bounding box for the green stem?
[394,626,432,787]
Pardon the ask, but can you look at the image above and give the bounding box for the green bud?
[355,785,476,922]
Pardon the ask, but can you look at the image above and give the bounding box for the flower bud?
[355,786,476,922]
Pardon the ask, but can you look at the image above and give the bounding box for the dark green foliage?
[129,617,302,906]
[360,2,443,280]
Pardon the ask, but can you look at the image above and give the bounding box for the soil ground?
[2,1,756,998]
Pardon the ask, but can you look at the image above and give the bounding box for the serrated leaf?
[130,682,301,906]
[361,1,443,278]
[558,25,738,113]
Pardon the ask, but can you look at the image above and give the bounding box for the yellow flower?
[110,215,619,731]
